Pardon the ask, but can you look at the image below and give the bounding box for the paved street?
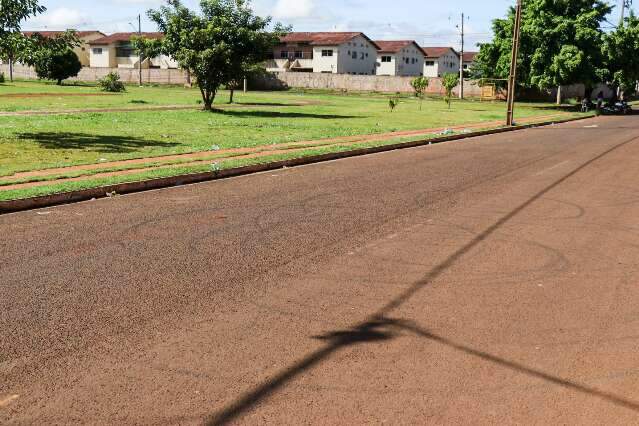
[2,115,639,424]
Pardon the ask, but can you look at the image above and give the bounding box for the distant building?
[23,30,105,67]
[421,47,460,78]
[462,51,478,72]
[374,40,424,76]
[267,32,379,75]
[88,32,177,69]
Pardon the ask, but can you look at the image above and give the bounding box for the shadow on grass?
[17,132,179,153]
[216,109,361,119]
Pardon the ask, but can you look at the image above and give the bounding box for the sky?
[24,0,630,51]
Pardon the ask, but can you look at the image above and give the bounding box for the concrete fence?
[0,63,189,85]
[252,72,488,98]
[2,63,614,101]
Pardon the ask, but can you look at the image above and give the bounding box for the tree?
[0,0,46,81]
[25,31,80,85]
[604,12,639,99]
[34,48,82,85]
[143,0,284,111]
[442,73,459,109]
[472,0,610,103]
[410,76,429,110]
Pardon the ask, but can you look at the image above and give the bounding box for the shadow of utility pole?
[207,134,639,425]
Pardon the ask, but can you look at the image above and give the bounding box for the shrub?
[34,49,82,85]
[442,73,460,109]
[98,72,126,92]
[0,72,5,83]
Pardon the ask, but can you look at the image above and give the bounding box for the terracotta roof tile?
[23,30,104,38]
[89,32,164,45]
[280,32,379,48]
[374,40,422,53]
[462,51,478,62]
[421,46,457,58]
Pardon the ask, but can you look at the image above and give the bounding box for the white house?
[23,30,105,67]
[374,40,424,76]
[88,32,177,69]
[422,47,460,78]
[462,51,478,72]
[267,32,379,75]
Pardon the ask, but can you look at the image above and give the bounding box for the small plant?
[411,76,429,110]
[0,72,5,83]
[388,97,399,112]
[98,72,126,93]
[442,73,459,109]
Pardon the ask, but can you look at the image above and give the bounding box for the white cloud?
[272,0,314,19]
[27,8,90,29]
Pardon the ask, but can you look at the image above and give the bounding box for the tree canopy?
[143,0,286,110]
[0,0,45,35]
[604,12,639,95]
[472,0,611,93]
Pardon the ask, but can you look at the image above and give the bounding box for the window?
[405,57,410,64]
[294,51,303,58]
[321,49,333,57]
[92,48,103,55]
[280,50,289,58]
[360,52,365,60]
[425,60,435,66]
[381,56,392,63]
[352,51,357,59]
[365,53,368,58]
[115,44,135,57]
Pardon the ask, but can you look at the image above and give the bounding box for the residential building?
[267,32,379,75]
[88,33,177,69]
[23,30,105,67]
[374,40,424,76]
[462,51,478,72]
[421,47,460,78]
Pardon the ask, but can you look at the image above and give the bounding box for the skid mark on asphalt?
[206,135,639,425]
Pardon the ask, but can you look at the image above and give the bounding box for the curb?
[0,115,591,214]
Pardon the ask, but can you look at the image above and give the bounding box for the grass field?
[0,79,585,201]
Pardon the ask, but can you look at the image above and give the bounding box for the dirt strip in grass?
[3,112,570,183]
[1,112,576,191]
[0,100,322,117]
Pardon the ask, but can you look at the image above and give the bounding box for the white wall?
[89,46,115,68]
[312,46,339,73]
[423,48,459,77]
[336,35,377,75]
[376,54,397,76]
[438,51,459,76]
[394,44,424,76]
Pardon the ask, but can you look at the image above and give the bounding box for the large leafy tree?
[34,45,82,85]
[604,12,639,97]
[0,0,46,81]
[143,0,285,110]
[473,0,610,101]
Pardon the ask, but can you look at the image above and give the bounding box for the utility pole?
[459,13,465,100]
[506,0,523,126]
[138,14,143,87]
[620,0,632,26]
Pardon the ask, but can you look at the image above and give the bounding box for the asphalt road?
[2,115,639,424]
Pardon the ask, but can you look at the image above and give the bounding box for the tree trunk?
[9,58,13,82]
[57,79,62,86]
[556,85,562,105]
[229,88,234,104]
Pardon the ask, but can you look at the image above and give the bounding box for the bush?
[98,72,126,92]
[0,72,4,83]
[34,49,82,85]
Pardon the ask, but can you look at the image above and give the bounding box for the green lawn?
[0,80,584,201]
